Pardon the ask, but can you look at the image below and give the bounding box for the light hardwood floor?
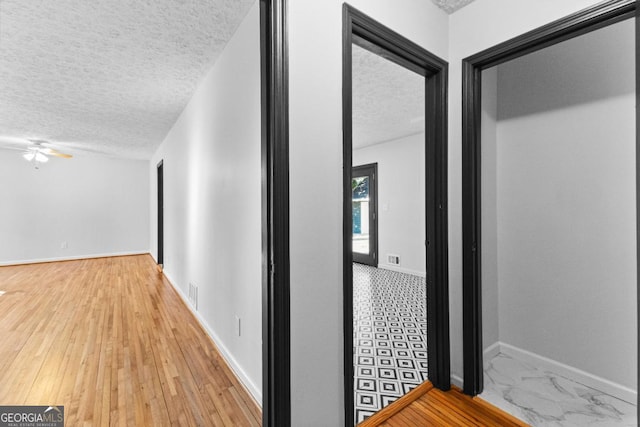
[0,255,261,426]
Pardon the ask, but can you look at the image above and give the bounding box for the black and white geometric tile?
[353,263,428,424]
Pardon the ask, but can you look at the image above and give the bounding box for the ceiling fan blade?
[49,151,73,159]
[44,148,73,159]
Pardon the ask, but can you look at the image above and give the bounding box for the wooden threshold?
[359,381,434,427]
[359,382,529,427]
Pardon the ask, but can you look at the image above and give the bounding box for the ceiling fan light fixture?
[35,152,48,163]
[8,138,73,166]
[23,149,49,164]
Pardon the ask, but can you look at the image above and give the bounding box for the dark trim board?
[156,160,164,266]
[636,2,639,422]
[260,0,290,426]
[461,0,636,397]
[344,4,450,425]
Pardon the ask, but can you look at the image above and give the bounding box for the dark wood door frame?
[260,0,290,425]
[352,163,378,266]
[157,160,164,266]
[461,0,636,397]
[636,4,639,421]
[344,4,450,425]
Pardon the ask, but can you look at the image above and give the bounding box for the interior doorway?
[343,5,450,426]
[461,1,638,424]
[352,163,378,266]
[157,160,164,266]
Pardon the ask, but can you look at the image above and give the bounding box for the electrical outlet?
[61,241,68,249]
[235,316,241,337]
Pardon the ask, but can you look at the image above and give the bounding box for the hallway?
[0,255,260,426]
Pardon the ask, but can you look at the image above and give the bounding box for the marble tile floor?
[481,352,637,427]
[352,263,428,424]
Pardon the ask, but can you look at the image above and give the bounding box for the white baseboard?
[378,263,426,278]
[162,271,262,406]
[0,250,150,266]
[483,341,501,369]
[486,341,637,405]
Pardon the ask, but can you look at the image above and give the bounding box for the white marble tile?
[481,353,637,426]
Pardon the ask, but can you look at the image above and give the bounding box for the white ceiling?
[431,0,476,14]
[352,0,478,149]
[0,0,473,159]
[0,0,254,159]
[352,44,424,149]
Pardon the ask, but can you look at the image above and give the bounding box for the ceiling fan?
[0,137,73,169]
[23,139,73,160]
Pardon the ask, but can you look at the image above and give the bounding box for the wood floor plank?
[0,255,261,426]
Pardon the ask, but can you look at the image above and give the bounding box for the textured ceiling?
[352,44,424,149]
[431,0,476,14]
[0,0,255,159]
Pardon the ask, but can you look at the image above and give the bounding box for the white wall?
[354,134,426,276]
[481,67,499,353]
[288,1,448,424]
[492,19,636,390]
[148,2,262,402]
[448,0,609,386]
[0,149,149,265]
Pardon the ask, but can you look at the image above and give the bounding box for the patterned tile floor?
[353,263,428,424]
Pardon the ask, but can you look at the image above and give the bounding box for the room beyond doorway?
[461,0,638,406]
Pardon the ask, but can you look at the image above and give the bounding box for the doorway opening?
[462,0,638,424]
[157,160,164,267]
[343,4,449,426]
[352,163,378,266]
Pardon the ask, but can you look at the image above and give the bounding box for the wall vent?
[188,282,198,310]
[387,254,400,265]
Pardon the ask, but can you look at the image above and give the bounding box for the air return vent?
[188,282,198,310]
